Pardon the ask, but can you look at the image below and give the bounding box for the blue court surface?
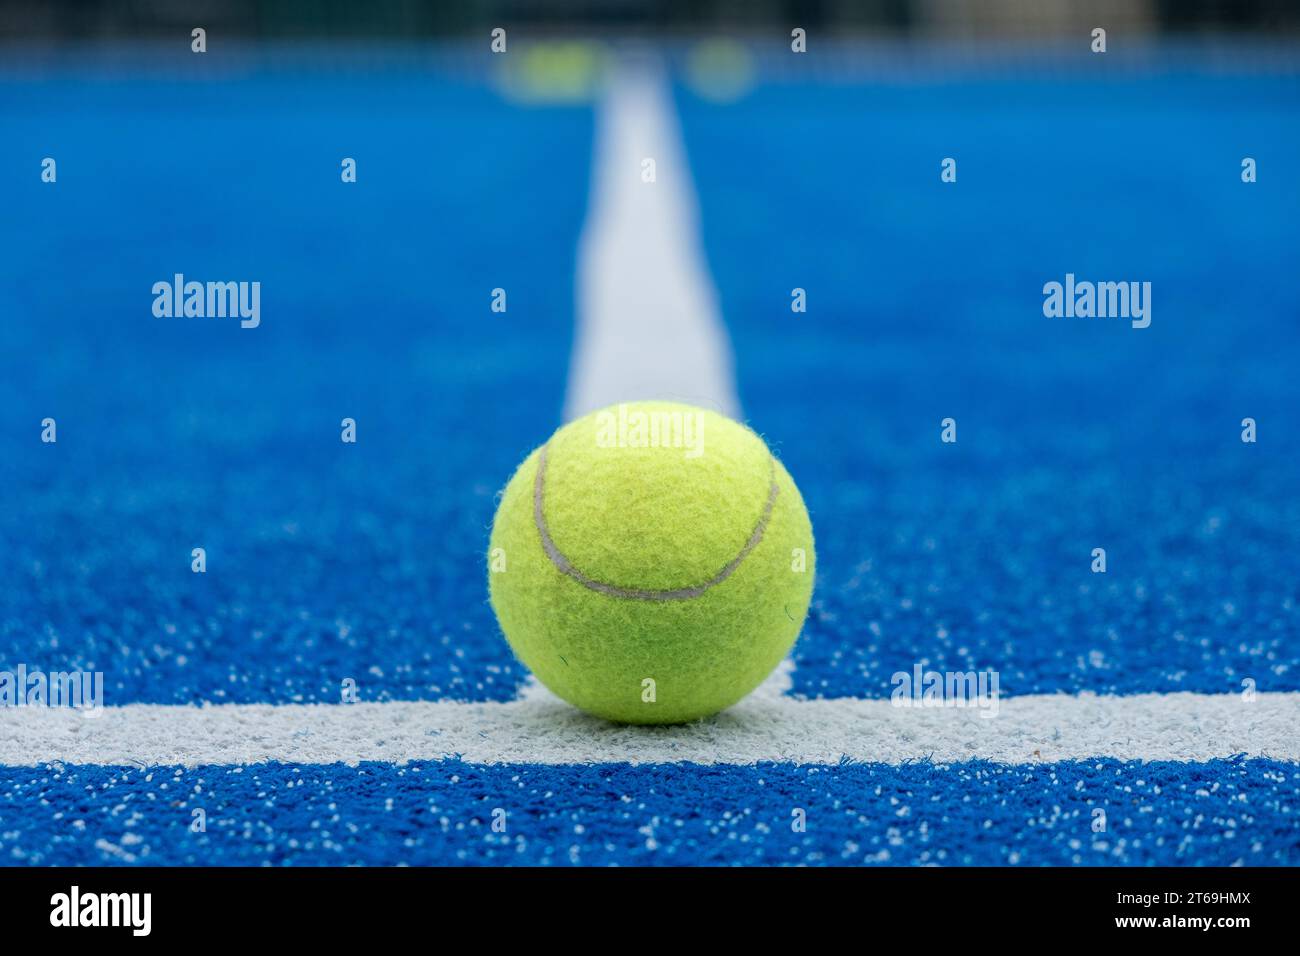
[1,41,1298,866]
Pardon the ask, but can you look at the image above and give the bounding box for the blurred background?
[3,0,1300,40]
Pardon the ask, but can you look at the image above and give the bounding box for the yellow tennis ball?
[488,401,815,724]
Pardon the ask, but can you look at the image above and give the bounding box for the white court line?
[3,683,1296,768]
[566,55,740,422]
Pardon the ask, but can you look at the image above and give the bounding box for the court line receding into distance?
[566,55,740,422]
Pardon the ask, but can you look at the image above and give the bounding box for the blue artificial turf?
[677,62,1300,701]
[1,44,1297,867]
[2,757,1296,866]
[0,49,591,705]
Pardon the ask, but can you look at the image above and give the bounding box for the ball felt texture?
[488,401,815,724]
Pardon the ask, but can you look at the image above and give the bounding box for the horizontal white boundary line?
[2,687,1297,768]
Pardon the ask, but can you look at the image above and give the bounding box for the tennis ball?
[488,401,814,724]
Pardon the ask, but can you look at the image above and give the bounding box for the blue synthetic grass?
[1,53,590,704]
[678,66,1300,701]
[3,758,1296,866]
[1,45,1297,866]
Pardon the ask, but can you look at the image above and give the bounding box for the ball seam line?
[532,443,779,602]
